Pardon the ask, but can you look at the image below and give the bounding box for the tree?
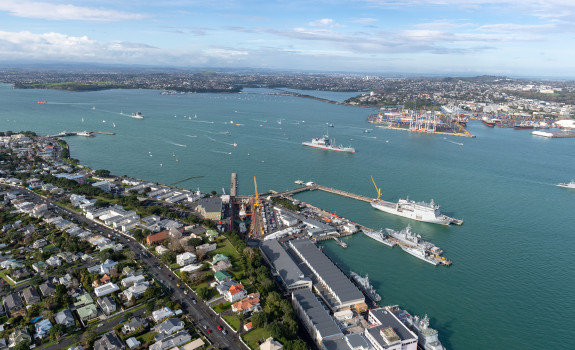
[50,323,66,341]
[133,229,145,242]
[250,311,268,328]
[94,169,111,177]
[265,321,284,339]
[81,331,98,348]
[196,287,209,301]
[284,339,309,350]
[14,341,30,350]
[124,311,133,320]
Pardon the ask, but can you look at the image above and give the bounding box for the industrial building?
[288,239,366,313]
[260,239,312,293]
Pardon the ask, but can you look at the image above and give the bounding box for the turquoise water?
[1,84,574,349]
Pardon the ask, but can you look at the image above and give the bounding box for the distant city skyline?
[0,0,574,77]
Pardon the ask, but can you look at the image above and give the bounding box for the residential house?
[176,252,196,266]
[87,259,118,275]
[31,261,47,273]
[55,309,76,328]
[196,243,217,254]
[74,293,94,308]
[34,319,53,339]
[155,245,169,255]
[3,293,25,317]
[32,238,48,249]
[121,282,149,301]
[260,337,283,350]
[225,283,247,303]
[232,293,261,314]
[94,282,120,297]
[121,274,146,288]
[146,231,168,246]
[94,331,125,350]
[205,229,220,241]
[45,255,62,267]
[211,253,229,266]
[39,281,56,297]
[154,318,185,336]
[77,304,98,323]
[8,328,31,348]
[211,259,232,272]
[122,317,148,335]
[152,307,175,323]
[126,337,141,349]
[149,330,191,350]
[216,280,241,296]
[59,273,74,287]
[98,296,117,315]
[21,286,41,305]
[214,271,232,284]
[11,268,30,281]
[244,322,253,332]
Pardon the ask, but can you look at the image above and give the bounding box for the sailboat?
[113,122,116,128]
[81,117,84,123]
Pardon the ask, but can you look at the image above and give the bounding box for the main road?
[16,186,243,350]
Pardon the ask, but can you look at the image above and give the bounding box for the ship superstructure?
[390,306,446,350]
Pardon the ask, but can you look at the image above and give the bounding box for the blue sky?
[0,0,573,76]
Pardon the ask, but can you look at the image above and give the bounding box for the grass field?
[242,328,271,350]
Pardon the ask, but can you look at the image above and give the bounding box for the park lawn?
[169,263,180,270]
[223,315,241,331]
[0,270,15,286]
[211,239,240,261]
[242,328,272,350]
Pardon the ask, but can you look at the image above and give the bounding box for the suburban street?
[18,186,243,350]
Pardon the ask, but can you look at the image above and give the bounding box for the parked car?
[217,325,223,331]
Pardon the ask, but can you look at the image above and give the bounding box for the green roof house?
[211,254,229,265]
[214,271,232,283]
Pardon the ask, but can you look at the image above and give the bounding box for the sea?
[1,83,574,349]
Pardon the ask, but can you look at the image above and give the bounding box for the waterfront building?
[288,239,366,312]
[196,197,223,220]
[364,308,418,350]
[291,289,344,348]
[260,239,313,293]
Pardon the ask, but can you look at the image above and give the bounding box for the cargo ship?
[302,134,355,153]
[481,117,499,127]
[513,122,534,129]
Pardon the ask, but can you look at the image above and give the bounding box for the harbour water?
[1,84,574,349]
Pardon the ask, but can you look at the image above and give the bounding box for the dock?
[272,183,463,226]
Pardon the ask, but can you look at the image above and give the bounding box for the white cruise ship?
[371,198,456,225]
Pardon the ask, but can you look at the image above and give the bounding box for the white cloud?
[0,0,147,22]
[308,18,339,27]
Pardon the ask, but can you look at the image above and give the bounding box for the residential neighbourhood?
[0,133,304,350]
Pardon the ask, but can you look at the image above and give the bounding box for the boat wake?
[443,137,463,146]
[211,150,232,155]
[166,141,187,147]
[185,135,198,138]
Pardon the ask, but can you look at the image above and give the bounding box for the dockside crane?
[252,176,264,236]
[371,175,382,201]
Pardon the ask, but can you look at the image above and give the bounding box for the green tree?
[14,341,31,350]
[284,339,309,350]
[50,323,66,341]
[250,311,268,328]
[94,169,111,177]
[196,287,209,301]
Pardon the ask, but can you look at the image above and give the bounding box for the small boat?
[92,106,95,110]
[557,180,575,189]
[233,143,237,147]
[37,101,47,104]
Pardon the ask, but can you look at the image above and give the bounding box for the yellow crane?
[253,176,260,208]
[371,175,382,201]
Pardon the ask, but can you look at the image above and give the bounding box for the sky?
[0,0,574,77]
